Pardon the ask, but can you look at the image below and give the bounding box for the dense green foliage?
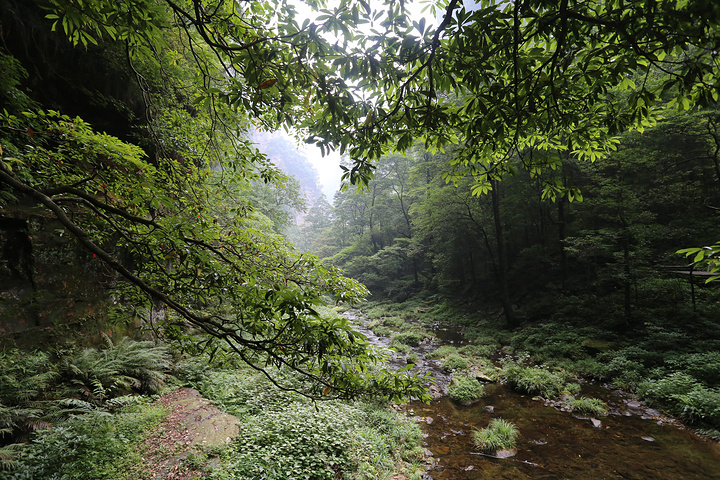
[447,373,484,404]
[363,300,720,434]
[177,355,425,480]
[0,337,425,479]
[0,338,172,475]
[301,110,719,330]
[0,0,431,402]
[5,402,166,480]
[2,0,720,472]
[500,359,571,399]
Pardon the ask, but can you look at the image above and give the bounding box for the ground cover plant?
[442,353,469,371]
[638,374,720,428]
[179,355,426,480]
[472,418,520,453]
[500,359,571,399]
[0,338,172,479]
[565,397,608,416]
[448,374,484,404]
[5,401,166,480]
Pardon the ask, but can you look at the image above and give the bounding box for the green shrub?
[442,353,468,371]
[676,388,720,425]
[424,345,458,360]
[382,317,405,328]
[9,402,166,480]
[390,330,427,348]
[406,353,419,365]
[372,326,392,337]
[501,360,567,398]
[472,418,519,453]
[448,374,484,404]
[639,373,720,427]
[459,344,497,358]
[566,396,607,415]
[638,373,698,403]
[573,357,610,380]
[666,352,720,385]
[595,351,646,390]
[391,343,412,354]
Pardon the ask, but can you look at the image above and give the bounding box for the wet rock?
[495,449,516,458]
[485,405,494,413]
[464,465,475,471]
[424,416,434,425]
[476,373,496,383]
[591,418,602,428]
[641,436,656,442]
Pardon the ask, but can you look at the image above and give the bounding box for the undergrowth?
[448,374,484,404]
[178,358,425,480]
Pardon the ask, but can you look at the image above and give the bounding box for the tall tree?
[0,0,431,402]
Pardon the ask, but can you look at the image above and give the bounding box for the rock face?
[138,388,240,479]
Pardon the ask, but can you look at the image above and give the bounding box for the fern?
[61,336,171,402]
[0,443,23,471]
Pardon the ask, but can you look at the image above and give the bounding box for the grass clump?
[442,353,468,371]
[501,359,568,398]
[448,374,484,404]
[390,329,428,348]
[424,345,458,360]
[372,325,392,337]
[472,418,520,453]
[639,373,720,428]
[566,396,607,415]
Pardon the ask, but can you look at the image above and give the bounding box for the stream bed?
[346,311,720,479]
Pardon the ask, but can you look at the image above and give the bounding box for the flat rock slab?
[138,388,240,479]
[160,388,240,446]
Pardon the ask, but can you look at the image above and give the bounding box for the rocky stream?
[345,311,720,479]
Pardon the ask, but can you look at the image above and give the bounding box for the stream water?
[346,312,720,479]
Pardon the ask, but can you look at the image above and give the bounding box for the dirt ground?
[134,388,240,479]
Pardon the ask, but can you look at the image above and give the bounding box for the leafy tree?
[0,0,430,402]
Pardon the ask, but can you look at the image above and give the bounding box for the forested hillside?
[303,111,720,329]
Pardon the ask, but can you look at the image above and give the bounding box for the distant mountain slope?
[251,130,324,208]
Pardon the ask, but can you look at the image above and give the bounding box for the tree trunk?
[490,180,517,328]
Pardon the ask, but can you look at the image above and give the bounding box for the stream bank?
[345,310,720,479]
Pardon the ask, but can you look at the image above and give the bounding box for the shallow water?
[347,311,720,479]
[409,386,720,479]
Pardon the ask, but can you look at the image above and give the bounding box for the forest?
[1,0,719,478]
